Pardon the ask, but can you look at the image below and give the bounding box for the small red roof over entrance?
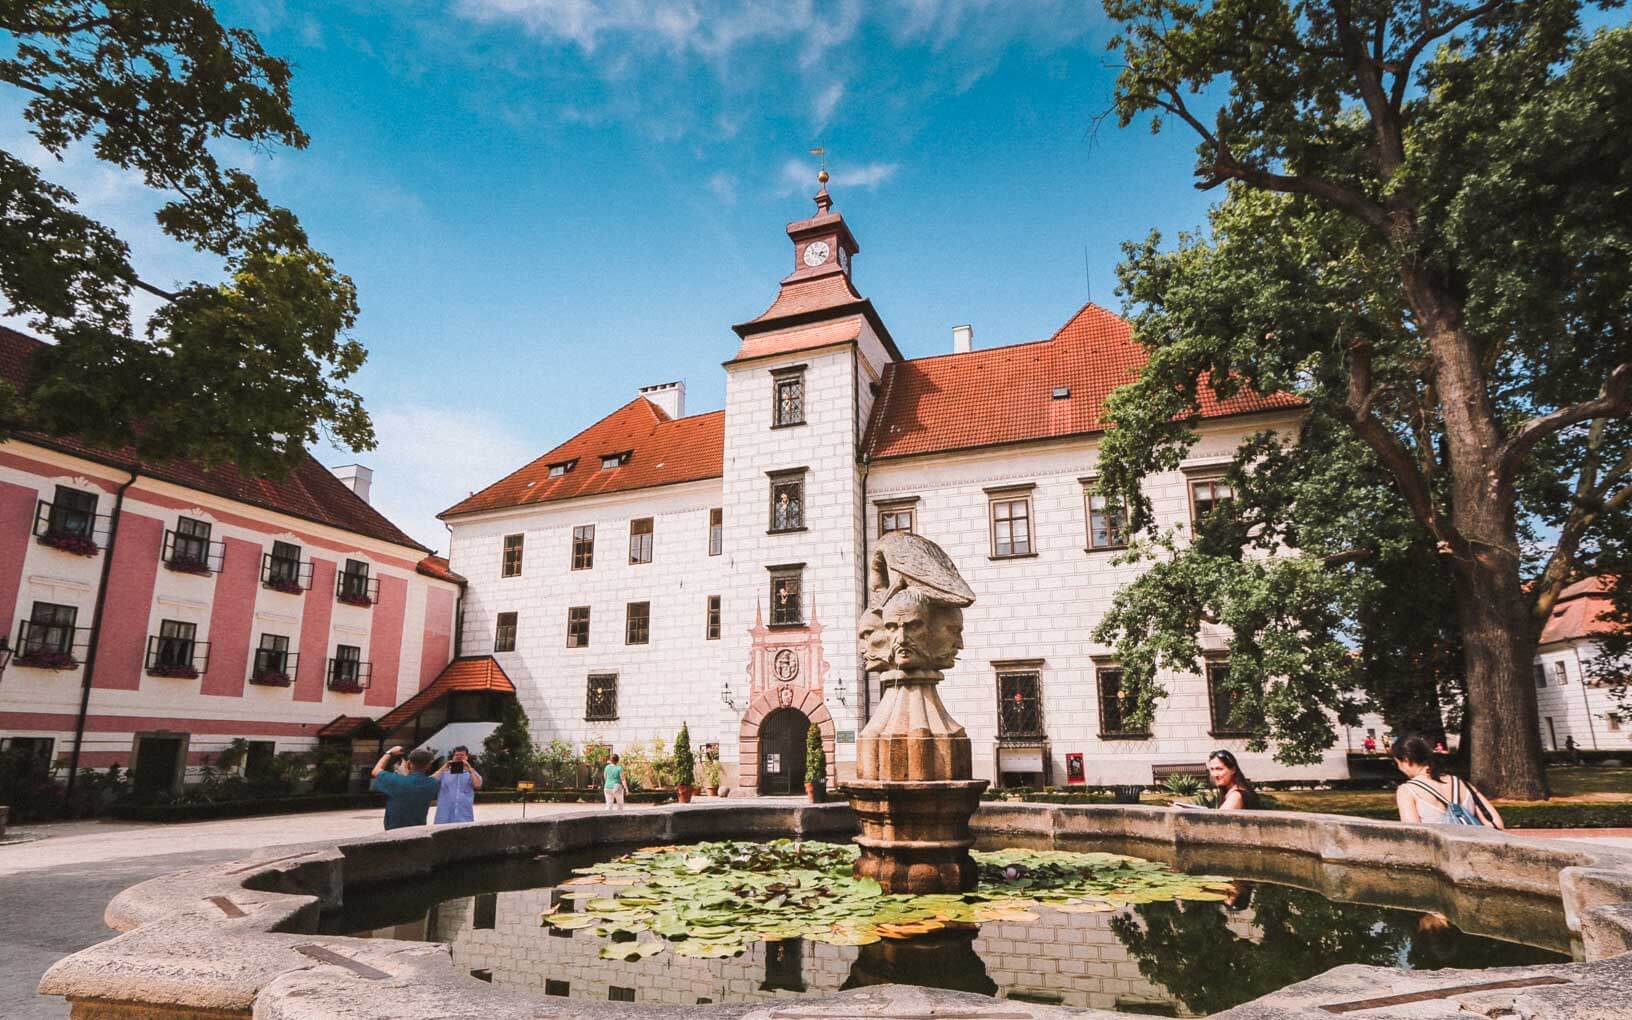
[377,656,516,733]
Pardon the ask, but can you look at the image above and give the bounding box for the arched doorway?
[757,708,809,795]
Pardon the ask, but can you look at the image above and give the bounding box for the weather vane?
[810,146,829,184]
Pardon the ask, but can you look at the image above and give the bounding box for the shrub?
[673,722,695,788]
[806,724,825,788]
[620,737,671,791]
[482,698,534,786]
[581,742,612,787]
[701,757,723,789]
[534,739,576,788]
[1163,773,1205,798]
[313,751,352,794]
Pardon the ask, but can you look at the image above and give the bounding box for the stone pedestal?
[842,670,988,893]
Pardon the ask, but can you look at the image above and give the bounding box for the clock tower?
[785,170,859,281]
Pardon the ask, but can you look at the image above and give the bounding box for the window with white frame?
[988,490,1033,558]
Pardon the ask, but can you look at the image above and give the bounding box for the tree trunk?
[1448,550,1548,800]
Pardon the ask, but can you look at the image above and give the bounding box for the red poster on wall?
[1065,753,1085,784]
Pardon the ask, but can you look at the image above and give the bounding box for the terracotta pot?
[676,784,694,804]
[806,782,826,803]
[704,786,719,797]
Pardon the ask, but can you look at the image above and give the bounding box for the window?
[547,459,575,478]
[878,504,915,535]
[23,601,77,657]
[625,602,650,645]
[245,740,276,777]
[253,633,292,684]
[769,472,805,532]
[1190,478,1235,522]
[629,517,653,564]
[566,606,590,648]
[48,485,98,539]
[601,451,630,470]
[571,524,595,570]
[706,595,721,640]
[1206,661,1253,736]
[1535,663,1548,688]
[545,980,570,997]
[167,516,215,572]
[337,559,374,604]
[608,987,636,1003]
[708,508,723,556]
[772,368,805,427]
[998,670,1044,739]
[264,540,305,589]
[586,673,618,721]
[502,534,524,577]
[989,493,1033,558]
[1551,660,1569,685]
[1096,665,1146,737]
[770,567,803,627]
[149,619,198,674]
[494,611,518,652]
[330,644,364,690]
[1086,492,1127,550]
[1,736,54,765]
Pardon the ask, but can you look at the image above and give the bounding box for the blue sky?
[9,1,1231,550]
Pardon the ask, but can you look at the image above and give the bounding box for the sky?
[5,0,1232,551]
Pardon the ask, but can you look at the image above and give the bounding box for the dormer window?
[548,460,576,478]
[601,451,631,470]
[1052,386,1071,400]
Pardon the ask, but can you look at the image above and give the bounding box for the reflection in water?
[334,864,1568,1015]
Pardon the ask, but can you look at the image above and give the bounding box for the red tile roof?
[1540,576,1621,645]
[377,656,515,733]
[315,715,383,740]
[0,326,428,551]
[416,554,465,584]
[439,398,725,518]
[862,303,1305,461]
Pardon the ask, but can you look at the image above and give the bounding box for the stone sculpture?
[843,531,989,893]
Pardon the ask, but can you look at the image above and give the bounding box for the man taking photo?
[370,745,439,830]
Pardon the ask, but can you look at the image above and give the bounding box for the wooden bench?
[1151,762,1210,783]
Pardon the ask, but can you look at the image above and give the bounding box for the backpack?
[1408,776,1486,826]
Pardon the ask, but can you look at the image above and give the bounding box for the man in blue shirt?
[370,745,439,830]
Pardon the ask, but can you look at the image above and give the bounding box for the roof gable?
[377,655,516,733]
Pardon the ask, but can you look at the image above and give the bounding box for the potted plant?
[39,531,98,556]
[805,723,826,803]
[700,758,723,797]
[672,722,695,804]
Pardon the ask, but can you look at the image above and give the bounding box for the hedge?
[109,787,676,822]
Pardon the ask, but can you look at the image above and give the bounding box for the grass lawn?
[1257,766,1631,824]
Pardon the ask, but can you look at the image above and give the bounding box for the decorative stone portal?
[737,603,835,796]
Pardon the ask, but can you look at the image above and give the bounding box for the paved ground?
[0,802,608,1019]
[3,811,1628,1019]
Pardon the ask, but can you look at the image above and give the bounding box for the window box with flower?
[15,649,78,671]
[38,531,99,556]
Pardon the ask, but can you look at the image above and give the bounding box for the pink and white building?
[0,327,465,795]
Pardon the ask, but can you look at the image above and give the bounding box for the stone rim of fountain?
[36,800,1632,1019]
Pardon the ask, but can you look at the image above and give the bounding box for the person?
[1434,739,1448,755]
[370,745,439,831]
[432,745,483,824]
[1362,734,1377,754]
[1390,735,1504,829]
[1206,749,1260,810]
[1565,735,1582,765]
[603,752,628,810]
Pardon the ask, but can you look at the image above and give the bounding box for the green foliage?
[672,722,695,788]
[534,738,577,788]
[581,741,612,786]
[0,2,372,474]
[481,698,533,787]
[618,737,672,791]
[1093,0,1632,783]
[700,757,724,789]
[805,723,826,786]
[0,746,61,821]
[544,840,1233,956]
[312,751,352,795]
[1162,773,1204,798]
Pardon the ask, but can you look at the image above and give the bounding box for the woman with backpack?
[1390,735,1505,830]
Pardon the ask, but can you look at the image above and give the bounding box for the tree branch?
[1322,547,1376,568]
[1388,0,1506,111]
[1500,363,1632,486]
[133,278,177,302]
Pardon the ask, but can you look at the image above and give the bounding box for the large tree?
[0,1,371,476]
[1095,0,1632,797]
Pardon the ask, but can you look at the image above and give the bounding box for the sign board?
[764,753,781,773]
[1065,753,1085,784]
[998,747,1044,773]
[836,730,856,744]
[516,781,535,792]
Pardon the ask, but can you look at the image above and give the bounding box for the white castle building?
[438,180,1333,794]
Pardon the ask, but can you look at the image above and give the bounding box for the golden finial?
[811,146,828,185]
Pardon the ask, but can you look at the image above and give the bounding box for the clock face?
[802,240,831,267]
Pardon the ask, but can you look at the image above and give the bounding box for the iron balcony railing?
[162,530,226,575]
[32,500,113,556]
[327,658,372,692]
[12,620,89,671]
[144,636,211,679]
[260,553,314,594]
[335,572,379,607]
[250,648,299,687]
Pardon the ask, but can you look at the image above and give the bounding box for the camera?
[449,761,465,774]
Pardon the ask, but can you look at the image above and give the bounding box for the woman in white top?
[1390,735,1505,829]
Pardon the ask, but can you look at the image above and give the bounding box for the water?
[328,843,1571,1016]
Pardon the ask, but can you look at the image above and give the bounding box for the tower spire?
[811,146,832,213]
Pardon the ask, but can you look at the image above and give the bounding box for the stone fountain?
[843,531,988,893]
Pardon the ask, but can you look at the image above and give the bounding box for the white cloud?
[812,81,845,131]
[316,403,539,551]
[452,0,840,59]
[706,171,738,203]
[777,157,899,196]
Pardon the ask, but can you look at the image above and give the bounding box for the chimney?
[952,324,973,354]
[639,380,686,419]
[331,463,373,504]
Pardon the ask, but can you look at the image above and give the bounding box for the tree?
[0,2,372,476]
[481,698,534,788]
[1096,0,1632,797]
[805,723,826,792]
[672,722,695,789]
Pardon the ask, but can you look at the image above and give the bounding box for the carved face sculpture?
[857,606,891,674]
[878,588,965,672]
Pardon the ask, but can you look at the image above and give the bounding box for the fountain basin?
[842,778,988,892]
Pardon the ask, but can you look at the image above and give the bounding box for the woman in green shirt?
[603,753,627,810]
